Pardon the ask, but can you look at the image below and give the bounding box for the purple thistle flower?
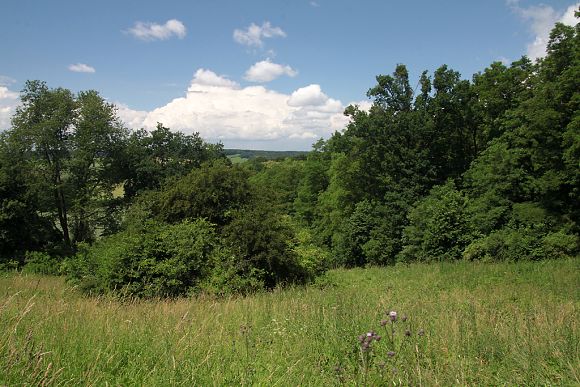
[387,351,396,358]
[389,311,397,322]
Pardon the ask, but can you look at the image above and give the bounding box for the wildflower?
[405,329,411,337]
[387,351,396,358]
[380,319,388,327]
[418,329,425,336]
[389,311,397,322]
[358,334,365,343]
[402,315,408,322]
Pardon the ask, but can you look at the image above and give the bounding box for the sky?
[0,0,578,150]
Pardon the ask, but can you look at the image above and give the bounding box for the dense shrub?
[398,181,473,262]
[154,160,253,226]
[463,203,578,261]
[222,205,308,289]
[22,251,62,275]
[67,219,219,297]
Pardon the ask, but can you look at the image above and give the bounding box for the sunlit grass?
[1,259,578,385]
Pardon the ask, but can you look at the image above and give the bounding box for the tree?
[10,81,76,251]
[8,81,129,252]
[0,133,60,263]
[121,123,224,198]
[69,90,129,242]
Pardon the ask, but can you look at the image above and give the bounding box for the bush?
[463,226,579,262]
[154,160,253,226]
[222,205,308,289]
[399,181,473,262]
[462,204,578,261]
[67,219,219,297]
[22,251,62,275]
[290,221,331,278]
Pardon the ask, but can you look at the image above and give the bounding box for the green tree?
[121,123,223,198]
[8,81,129,252]
[10,81,76,251]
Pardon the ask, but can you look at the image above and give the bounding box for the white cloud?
[68,63,96,73]
[510,2,579,59]
[288,84,329,107]
[0,86,19,130]
[189,68,239,88]
[115,103,148,130]
[127,19,186,41]
[244,60,297,82]
[233,22,286,47]
[116,69,350,146]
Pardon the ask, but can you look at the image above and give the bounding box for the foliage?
[121,123,224,198]
[248,158,305,214]
[7,82,129,252]
[153,159,252,226]
[21,251,62,276]
[222,205,307,289]
[66,219,219,297]
[399,181,473,263]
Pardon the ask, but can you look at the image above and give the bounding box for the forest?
[0,19,578,298]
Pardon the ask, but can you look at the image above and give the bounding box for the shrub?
[22,251,62,275]
[462,204,578,261]
[67,219,219,297]
[399,181,473,262]
[222,205,308,289]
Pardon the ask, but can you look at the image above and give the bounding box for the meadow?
[1,259,578,386]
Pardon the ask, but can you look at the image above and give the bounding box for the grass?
[226,154,248,164]
[0,259,578,385]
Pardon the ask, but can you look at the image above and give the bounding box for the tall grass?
[1,259,578,385]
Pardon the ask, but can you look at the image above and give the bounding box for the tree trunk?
[53,163,72,252]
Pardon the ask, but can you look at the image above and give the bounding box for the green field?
[1,259,578,385]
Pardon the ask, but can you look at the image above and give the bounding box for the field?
[1,259,578,385]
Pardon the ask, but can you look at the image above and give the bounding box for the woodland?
[0,20,578,297]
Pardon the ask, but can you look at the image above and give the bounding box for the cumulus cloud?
[115,69,353,146]
[288,84,330,107]
[510,1,579,59]
[127,19,186,41]
[233,22,286,47]
[68,63,96,73]
[190,68,239,88]
[244,60,297,82]
[0,86,20,130]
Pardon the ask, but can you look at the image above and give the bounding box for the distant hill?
[223,149,309,162]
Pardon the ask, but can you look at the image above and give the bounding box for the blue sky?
[0,0,578,150]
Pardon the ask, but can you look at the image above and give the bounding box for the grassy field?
[0,259,578,385]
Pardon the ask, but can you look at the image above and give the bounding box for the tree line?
[0,18,578,296]
[251,19,579,266]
